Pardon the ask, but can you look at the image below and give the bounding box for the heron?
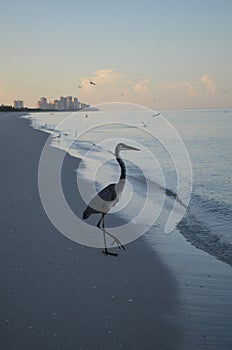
[82,143,140,256]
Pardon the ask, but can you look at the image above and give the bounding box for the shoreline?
[0,112,182,349]
[1,112,232,349]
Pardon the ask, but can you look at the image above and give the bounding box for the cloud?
[201,74,217,95]
[78,70,155,105]
[133,78,152,97]
[163,81,198,97]
[80,68,125,93]
[185,82,199,97]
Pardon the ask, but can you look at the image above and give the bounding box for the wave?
[177,193,232,266]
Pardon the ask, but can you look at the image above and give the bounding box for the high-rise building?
[66,96,73,110]
[59,97,66,110]
[73,97,79,110]
[37,97,48,109]
[47,101,54,110]
[12,100,24,109]
[36,95,85,110]
[53,99,60,110]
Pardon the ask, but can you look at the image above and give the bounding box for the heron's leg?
[96,214,107,252]
[102,231,118,256]
[102,216,107,253]
[104,228,126,251]
[98,214,126,251]
[101,215,118,257]
[97,214,104,228]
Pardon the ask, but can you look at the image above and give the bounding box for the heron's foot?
[111,238,126,251]
[102,249,118,257]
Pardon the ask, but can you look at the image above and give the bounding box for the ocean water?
[25,106,232,265]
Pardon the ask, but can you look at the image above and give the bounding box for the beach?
[1,112,232,350]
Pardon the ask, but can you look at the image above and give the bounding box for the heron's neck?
[115,157,126,194]
[116,156,126,180]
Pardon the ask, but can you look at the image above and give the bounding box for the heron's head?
[115,143,140,155]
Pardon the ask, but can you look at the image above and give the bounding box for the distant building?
[37,97,48,109]
[66,96,73,110]
[73,97,79,110]
[59,97,66,110]
[47,101,54,110]
[79,102,89,110]
[53,99,60,110]
[12,100,24,109]
[36,95,88,111]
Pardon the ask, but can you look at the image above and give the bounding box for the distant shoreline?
[0,106,99,113]
[1,105,231,113]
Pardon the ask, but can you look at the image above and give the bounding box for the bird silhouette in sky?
[89,79,96,85]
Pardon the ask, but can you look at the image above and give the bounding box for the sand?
[0,112,232,350]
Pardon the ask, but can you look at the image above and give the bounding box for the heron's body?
[82,143,139,256]
[82,183,120,218]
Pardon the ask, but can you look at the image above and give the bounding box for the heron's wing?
[98,183,117,202]
[84,183,117,216]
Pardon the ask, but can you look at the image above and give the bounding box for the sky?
[0,0,232,109]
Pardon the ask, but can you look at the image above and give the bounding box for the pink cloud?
[201,74,217,95]
[133,79,152,97]
[162,81,198,97]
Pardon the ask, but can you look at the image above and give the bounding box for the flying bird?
[151,112,160,117]
[89,79,96,85]
[76,85,82,89]
[141,121,150,128]
[82,143,140,256]
[52,131,61,139]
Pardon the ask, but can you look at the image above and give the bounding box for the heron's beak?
[126,145,140,151]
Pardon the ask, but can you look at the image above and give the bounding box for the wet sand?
[0,113,182,349]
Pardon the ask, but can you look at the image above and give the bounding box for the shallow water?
[26,107,232,265]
